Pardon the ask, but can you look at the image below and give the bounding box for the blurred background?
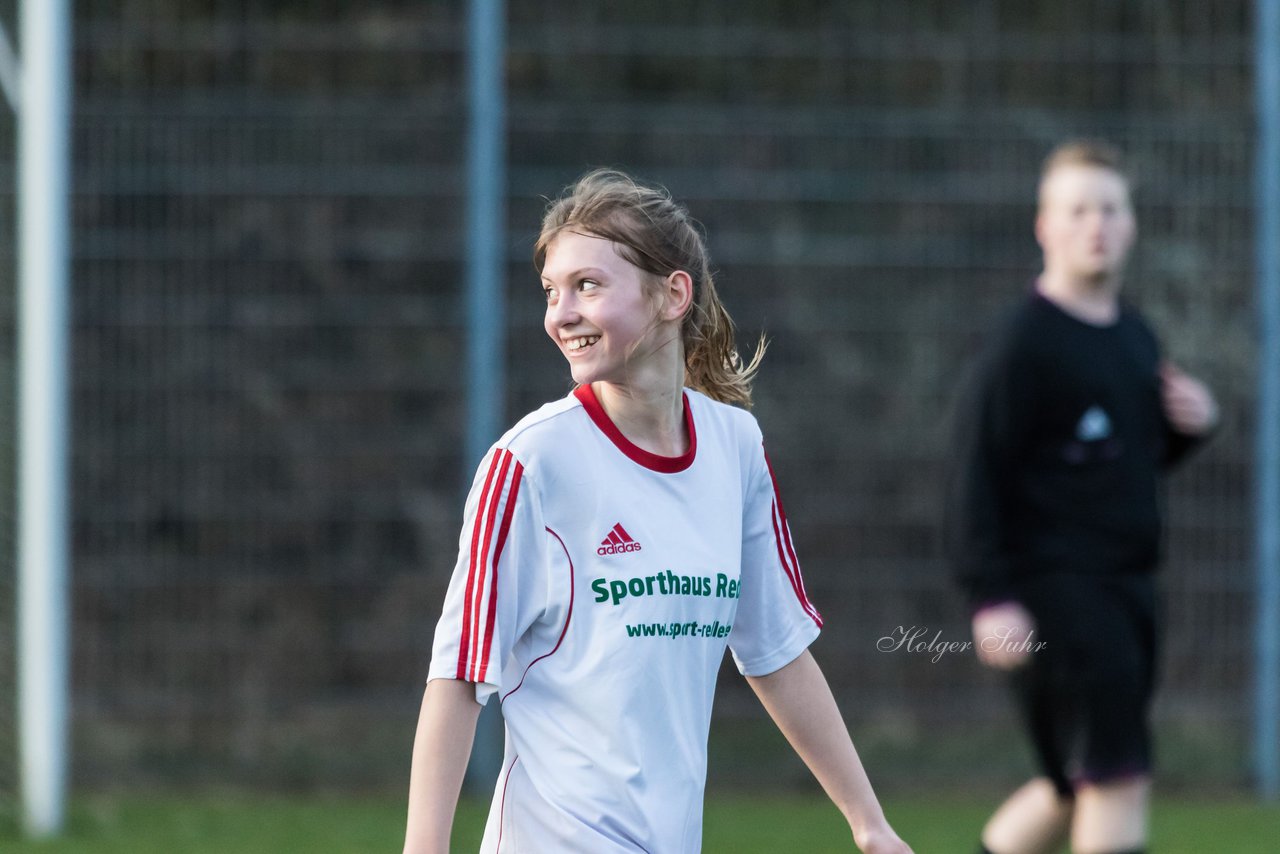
[0,0,1264,819]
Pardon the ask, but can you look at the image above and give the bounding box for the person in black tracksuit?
[947,141,1218,854]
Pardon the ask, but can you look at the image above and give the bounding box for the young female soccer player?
[404,169,911,854]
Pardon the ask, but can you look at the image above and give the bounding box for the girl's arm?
[746,650,913,854]
[403,678,484,854]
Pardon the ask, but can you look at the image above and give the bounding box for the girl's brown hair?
[534,169,765,408]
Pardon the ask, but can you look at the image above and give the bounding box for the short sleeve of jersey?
[427,446,549,704]
[728,442,823,676]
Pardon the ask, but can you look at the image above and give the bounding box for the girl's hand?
[853,823,914,853]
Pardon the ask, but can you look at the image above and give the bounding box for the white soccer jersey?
[428,384,822,853]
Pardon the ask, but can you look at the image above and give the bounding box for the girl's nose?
[546,291,579,326]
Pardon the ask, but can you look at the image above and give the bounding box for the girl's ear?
[660,270,694,322]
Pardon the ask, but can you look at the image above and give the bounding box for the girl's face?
[540,231,666,387]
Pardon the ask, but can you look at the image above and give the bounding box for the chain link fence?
[0,0,1260,799]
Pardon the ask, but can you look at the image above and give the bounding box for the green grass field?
[1,792,1276,853]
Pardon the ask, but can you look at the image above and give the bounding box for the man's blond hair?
[1038,139,1129,208]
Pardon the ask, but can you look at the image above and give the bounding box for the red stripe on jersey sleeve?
[457,450,504,679]
[467,450,514,681]
[769,503,810,617]
[771,501,823,627]
[776,502,819,623]
[765,451,823,627]
[476,460,523,683]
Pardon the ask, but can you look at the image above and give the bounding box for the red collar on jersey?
[573,384,697,473]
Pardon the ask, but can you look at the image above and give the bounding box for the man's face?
[1036,163,1136,284]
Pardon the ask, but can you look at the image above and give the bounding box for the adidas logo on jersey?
[598,523,643,556]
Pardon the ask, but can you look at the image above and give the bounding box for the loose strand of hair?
[682,278,766,409]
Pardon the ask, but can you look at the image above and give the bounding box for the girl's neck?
[592,370,687,458]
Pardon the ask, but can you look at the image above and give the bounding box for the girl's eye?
[580,279,599,292]
[543,286,557,303]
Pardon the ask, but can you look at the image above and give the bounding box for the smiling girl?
[403,170,911,854]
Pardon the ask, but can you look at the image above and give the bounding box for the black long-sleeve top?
[947,292,1204,609]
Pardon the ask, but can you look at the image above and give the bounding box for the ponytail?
[680,263,766,408]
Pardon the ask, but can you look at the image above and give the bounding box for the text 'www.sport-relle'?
[625,620,733,639]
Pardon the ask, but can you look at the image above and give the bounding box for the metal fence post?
[463,0,507,795]
[1253,0,1280,803]
[16,0,73,837]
